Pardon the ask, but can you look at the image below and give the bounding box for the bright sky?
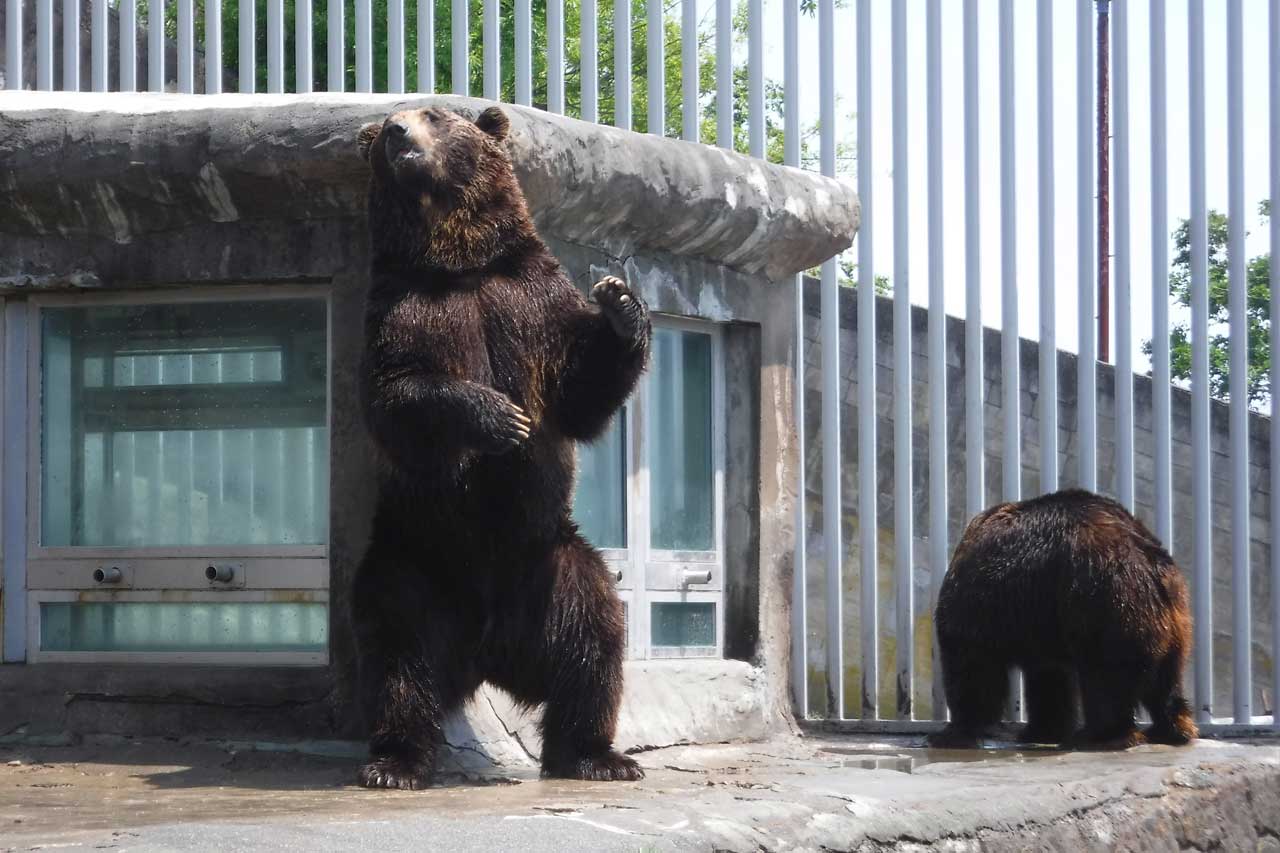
[735,0,1276,369]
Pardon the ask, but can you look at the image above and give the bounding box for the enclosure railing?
[2,0,1279,735]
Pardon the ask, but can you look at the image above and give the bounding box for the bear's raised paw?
[591,276,650,345]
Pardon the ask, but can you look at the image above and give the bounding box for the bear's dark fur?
[350,105,651,789]
[928,489,1198,751]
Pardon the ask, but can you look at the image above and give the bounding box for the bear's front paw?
[357,756,434,790]
[542,750,645,782]
[591,276,650,346]
[477,396,532,454]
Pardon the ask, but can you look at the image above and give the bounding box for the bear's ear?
[475,106,510,141]
[357,122,381,161]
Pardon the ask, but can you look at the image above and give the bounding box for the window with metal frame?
[572,317,725,660]
[23,290,331,665]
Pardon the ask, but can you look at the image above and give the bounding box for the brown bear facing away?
[928,489,1198,751]
[350,105,651,789]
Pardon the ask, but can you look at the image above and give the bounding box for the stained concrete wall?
[801,278,1275,721]
[0,93,858,757]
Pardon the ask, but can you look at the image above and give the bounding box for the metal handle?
[206,564,235,583]
[681,569,713,585]
[93,567,122,584]
[612,569,624,583]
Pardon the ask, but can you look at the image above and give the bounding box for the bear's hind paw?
[357,757,434,790]
[542,750,645,782]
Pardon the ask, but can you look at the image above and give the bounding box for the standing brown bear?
[350,105,650,789]
[928,489,1198,751]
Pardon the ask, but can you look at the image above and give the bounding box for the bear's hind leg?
[1071,664,1145,750]
[926,646,1008,749]
[489,528,642,781]
[1143,645,1198,746]
[1018,666,1079,746]
[352,549,480,790]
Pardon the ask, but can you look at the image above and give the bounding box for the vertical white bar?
[1151,0,1170,546]
[1269,0,1280,735]
[647,0,663,133]
[296,0,311,92]
[356,0,372,92]
[856,0,877,722]
[999,0,1023,720]
[1226,0,1251,725]
[329,0,345,92]
[615,0,631,129]
[681,0,697,141]
[64,0,80,91]
[3,304,26,661]
[747,0,763,158]
[92,0,107,91]
[516,0,531,104]
[1188,0,1213,724]
[206,0,222,93]
[389,0,405,93]
[240,0,255,93]
[818,0,842,720]
[548,0,564,112]
[38,0,54,90]
[418,0,434,92]
[1036,0,1056,495]
[962,0,981,522]
[5,0,21,89]
[268,0,284,92]
[1115,0,1133,508]
[452,0,468,95]
[926,0,946,721]
[1077,0,1096,492]
[483,0,499,98]
[582,0,598,121]
[785,0,806,718]
[716,0,732,148]
[149,0,163,90]
[891,0,912,721]
[177,0,193,93]
[121,0,136,91]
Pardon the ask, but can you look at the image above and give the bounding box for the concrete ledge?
[0,92,858,284]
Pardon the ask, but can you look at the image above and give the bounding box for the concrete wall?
[801,279,1275,721]
[0,93,858,757]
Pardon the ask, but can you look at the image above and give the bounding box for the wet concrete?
[1,734,1277,851]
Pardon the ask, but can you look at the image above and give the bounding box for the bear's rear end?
[930,489,1197,750]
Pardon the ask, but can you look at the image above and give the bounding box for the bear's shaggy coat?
[928,489,1197,750]
[351,105,650,789]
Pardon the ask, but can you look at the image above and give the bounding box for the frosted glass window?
[648,329,714,551]
[650,602,715,648]
[40,602,328,652]
[41,300,328,548]
[572,413,626,549]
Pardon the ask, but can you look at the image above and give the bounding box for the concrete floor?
[1,734,1278,851]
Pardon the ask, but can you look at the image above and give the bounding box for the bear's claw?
[357,757,434,790]
[542,750,645,782]
[591,276,649,343]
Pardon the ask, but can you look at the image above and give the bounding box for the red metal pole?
[1098,1,1111,363]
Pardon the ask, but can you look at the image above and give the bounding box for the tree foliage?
[1145,201,1272,405]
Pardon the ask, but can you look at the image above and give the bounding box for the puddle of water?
[818,746,1064,773]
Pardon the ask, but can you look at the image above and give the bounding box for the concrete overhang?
[0,92,859,286]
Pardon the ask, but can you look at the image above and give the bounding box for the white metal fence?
[2,0,1279,735]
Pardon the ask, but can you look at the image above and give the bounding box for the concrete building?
[0,93,857,763]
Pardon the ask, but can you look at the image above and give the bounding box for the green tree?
[1144,200,1272,406]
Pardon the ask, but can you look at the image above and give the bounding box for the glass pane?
[650,602,716,648]
[572,413,626,548]
[648,329,714,551]
[40,602,328,652]
[41,300,329,547]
